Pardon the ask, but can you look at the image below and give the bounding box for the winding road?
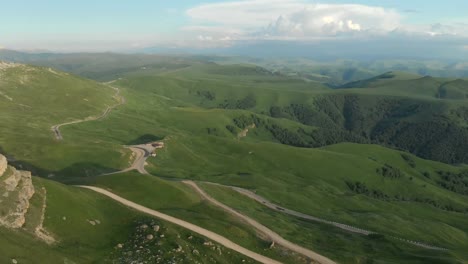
[184,181,336,264]
[77,185,283,264]
[103,144,156,175]
[100,143,448,253]
[230,186,372,235]
[56,80,445,261]
[51,84,124,140]
[222,184,447,251]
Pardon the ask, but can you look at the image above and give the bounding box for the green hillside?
[0,59,467,263]
[51,62,468,262]
[1,175,271,264]
[0,62,128,179]
[112,66,468,164]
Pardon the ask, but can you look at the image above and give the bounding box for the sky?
[1,0,468,58]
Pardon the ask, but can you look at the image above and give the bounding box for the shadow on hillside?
[126,134,164,145]
[0,146,116,185]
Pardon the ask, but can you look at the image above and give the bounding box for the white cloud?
[263,4,401,38]
[183,0,468,51]
[186,0,401,40]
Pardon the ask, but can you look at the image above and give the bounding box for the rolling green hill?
[112,66,468,164]
[0,62,127,179]
[0,58,467,263]
[0,176,268,264]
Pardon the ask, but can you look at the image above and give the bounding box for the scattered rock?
[175,245,183,252]
[153,225,160,232]
[146,234,154,240]
[160,234,165,238]
[62,216,67,221]
[117,243,123,249]
[188,235,193,240]
[140,224,148,230]
[192,249,199,255]
[203,241,214,247]
[88,220,96,226]
[11,259,18,264]
[95,219,101,224]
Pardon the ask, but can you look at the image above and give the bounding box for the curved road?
[224,184,447,251]
[230,186,372,235]
[103,144,156,175]
[77,185,282,264]
[184,181,336,264]
[51,84,124,140]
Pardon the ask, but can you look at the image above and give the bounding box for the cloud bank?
[186,1,402,41]
[182,0,468,59]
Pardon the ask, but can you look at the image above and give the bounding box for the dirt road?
[184,181,336,264]
[231,186,372,235]
[77,185,283,264]
[226,184,447,251]
[103,144,156,175]
[51,84,124,140]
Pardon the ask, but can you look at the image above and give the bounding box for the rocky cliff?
[0,154,35,228]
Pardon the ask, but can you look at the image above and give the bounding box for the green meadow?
[0,58,467,263]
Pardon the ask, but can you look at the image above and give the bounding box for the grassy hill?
[0,58,467,263]
[0,156,302,264]
[49,62,468,262]
[0,62,129,179]
[1,175,275,264]
[111,66,468,164]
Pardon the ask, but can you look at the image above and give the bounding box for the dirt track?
[77,185,283,264]
[51,84,124,140]
[231,186,372,235]
[184,181,336,264]
[103,144,156,175]
[225,184,447,251]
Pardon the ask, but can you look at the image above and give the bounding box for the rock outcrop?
[0,154,35,229]
[0,154,6,177]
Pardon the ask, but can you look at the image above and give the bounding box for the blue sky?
[1,0,468,57]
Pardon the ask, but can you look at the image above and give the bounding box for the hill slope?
[1,155,304,264]
[0,60,467,263]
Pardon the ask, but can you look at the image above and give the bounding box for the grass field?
[0,176,276,263]
[93,172,312,264]
[199,183,460,264]
[0,60,467,263]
